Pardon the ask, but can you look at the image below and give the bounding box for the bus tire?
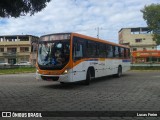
[116,66,122,78]
[85,69,91,85]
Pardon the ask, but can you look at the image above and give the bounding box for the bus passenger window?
[112,46,115,57]
[120,47,124,58]
[73,43,83,60]
[99,43,106,58]
[107,45,113,58]
[123,48,126,58]
[114,46,119,58]
[87,41,96,57]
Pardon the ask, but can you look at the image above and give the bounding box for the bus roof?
[40,32,130,49]
[71,33,130,49]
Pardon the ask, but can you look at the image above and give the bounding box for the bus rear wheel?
[116,66,122,78]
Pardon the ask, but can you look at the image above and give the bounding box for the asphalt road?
[0,71,160,120]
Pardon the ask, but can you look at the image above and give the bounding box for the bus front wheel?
[60,82,64,84]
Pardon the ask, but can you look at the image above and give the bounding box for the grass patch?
[0,67,36,75]
[131,66,160,70]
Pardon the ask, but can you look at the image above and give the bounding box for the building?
[0,35,39,65]
[118,27,160,63]
[118,27,157,51]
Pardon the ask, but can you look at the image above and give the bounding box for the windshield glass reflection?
[38,40,70,69]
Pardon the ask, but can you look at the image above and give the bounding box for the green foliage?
[141,3,160,45]
[153,34,160,45]
[0,67,36,74]
[0,0,51,18]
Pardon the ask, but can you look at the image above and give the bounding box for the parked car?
[0,62,10,66]
[16,61,31,66]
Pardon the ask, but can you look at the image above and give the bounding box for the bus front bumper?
[36,72,72,82]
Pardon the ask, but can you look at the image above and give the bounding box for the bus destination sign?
[41,34,70,41]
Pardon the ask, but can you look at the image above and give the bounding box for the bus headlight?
[36,69,39,73]
[63,69,68,74]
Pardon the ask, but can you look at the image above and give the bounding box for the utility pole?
[95,27,104,39]
[97,27,99,38]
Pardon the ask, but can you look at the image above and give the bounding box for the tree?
[0,0,51,18]
[141,3,160,45]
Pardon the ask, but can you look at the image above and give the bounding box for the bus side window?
[87,41,96,57]
[96,43,99,57]
[112,46,115,58]
[114,46,119,58]
[73,40,84,61]
[120,47,124,58]
[99,43,106,58]
[106,45,113,58]
[106,44,108,57]
[124,48,127,58]
[118,47,121,58]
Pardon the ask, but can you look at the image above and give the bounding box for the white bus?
[36,33,130,85]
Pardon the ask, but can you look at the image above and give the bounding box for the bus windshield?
[38,40,70,70]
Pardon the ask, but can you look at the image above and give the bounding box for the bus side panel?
[72,61,87,82]
[105,59,127,77]
[105,59,115,76]
[71,58,131,82]
[72,59,98,82]
[114,59,122,74]
[94,58,105,78]
[122,59,131,72]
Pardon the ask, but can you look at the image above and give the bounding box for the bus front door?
[72,41,86,82]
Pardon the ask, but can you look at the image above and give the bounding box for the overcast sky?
[0,0,159,43]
